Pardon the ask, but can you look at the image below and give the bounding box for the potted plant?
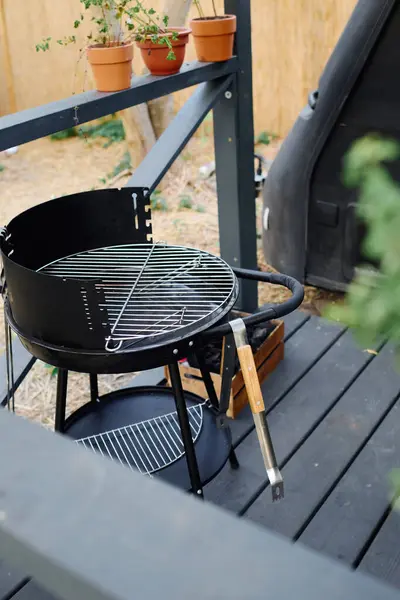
[36,1,190,92]
[190,1,236,63]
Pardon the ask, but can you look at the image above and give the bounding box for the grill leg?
[193,351,220,411]
[89,374,99,403]
[229,448,240,470]
[169,362,203,499]
[55,369,68,433]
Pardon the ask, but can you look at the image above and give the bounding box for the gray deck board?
[10,581,59,600]
[206,317,349,511]
[244,343,400,538]
[0,562,28,599]
[3,312,400,598]
[298,400,400,566]
[359,510,400,587]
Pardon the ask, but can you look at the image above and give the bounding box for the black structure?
[1,185,302,497]
[263,0,399,291]
[3,0,400,597]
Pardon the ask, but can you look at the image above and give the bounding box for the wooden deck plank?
[228,310,311,444]
[11,581,58,600]
[0,561,28,599]
[359,510,400,588]
[299,401,400,566]
[206,317,348,509]
[244,344,400,541]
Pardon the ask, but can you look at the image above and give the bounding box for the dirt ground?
[0,132,341,426]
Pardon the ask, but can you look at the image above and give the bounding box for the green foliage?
[36,0,177,60]
[51,117,125,147]
[255,131,278,146]
[326,134,400,351]
[150,189,168,211]
[99,150,132,184]
[177,194,206,213]
[44,363,59,378]
[81,118,125,147]
[50,128,78,141]
[0,165,5,173]
[179,194,193,210]
[321,134,400,511]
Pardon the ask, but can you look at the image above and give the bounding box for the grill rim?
[37,242,239,352]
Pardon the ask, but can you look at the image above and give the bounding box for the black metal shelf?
[0,59,238,152]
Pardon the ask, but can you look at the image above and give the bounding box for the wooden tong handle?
[236,345,265,414]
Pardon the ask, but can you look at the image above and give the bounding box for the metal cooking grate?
[39,243,236,351]
[75,403,204,476]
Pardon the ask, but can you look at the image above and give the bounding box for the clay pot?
[136,27,191,76]
[87,42,133,93]
[190,15,237,62]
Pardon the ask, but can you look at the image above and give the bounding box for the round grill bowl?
[1,188,239,371]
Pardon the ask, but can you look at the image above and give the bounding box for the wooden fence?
[0,0,357,136]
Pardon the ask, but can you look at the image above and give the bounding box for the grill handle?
[202,269,304,340]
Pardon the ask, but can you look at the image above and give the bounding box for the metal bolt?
[225,91,232,100]
[189,341,194,347]
[197,490,203,495]
[173,349,179,355]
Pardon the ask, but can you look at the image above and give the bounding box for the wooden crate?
[164,320,284,419]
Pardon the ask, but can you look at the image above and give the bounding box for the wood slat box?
[165,319,284,419]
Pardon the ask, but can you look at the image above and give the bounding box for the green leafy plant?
[326,134,400,352]
[179,194,193,209]
[0,165,5,173]
[256,131,278,146]
[322,134,400,510]
[99,150,132,184]
[36,0,178,61]
[44,363,59,378]
[51,116,125,147]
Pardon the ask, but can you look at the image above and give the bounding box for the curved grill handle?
[202,269,304,340]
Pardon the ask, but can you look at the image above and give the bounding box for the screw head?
[173,349,179,355]
[225,91,233,100]
[189,341,194,347]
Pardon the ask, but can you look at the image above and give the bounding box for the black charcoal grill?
[1,188,303,499]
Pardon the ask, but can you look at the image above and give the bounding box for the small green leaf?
[179,195,193,210]
[256,130,277,146]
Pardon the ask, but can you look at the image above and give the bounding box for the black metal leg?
[168,362,203,499]
[193,351,220,411]
[229,448,240,470]
[55,369,68,433]
[89,374,99,403]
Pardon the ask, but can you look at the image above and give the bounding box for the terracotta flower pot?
[190,15,237,63]
[87,42,134,93]
[136,27,191,76]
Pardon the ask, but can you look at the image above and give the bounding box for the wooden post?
[0,0,17,114]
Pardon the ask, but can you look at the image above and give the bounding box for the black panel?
[308,2,400,285]
[263,0,397,290]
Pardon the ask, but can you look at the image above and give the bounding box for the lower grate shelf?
[75,404,204,476]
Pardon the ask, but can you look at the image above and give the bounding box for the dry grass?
[0,131,341,426]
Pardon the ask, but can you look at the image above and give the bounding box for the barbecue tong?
[230,318,284,502]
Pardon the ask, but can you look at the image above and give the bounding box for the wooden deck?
[2,311,400,599]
